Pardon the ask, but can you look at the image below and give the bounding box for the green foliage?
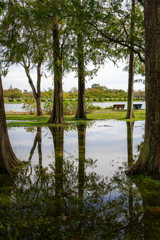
[42,100,53,115]
[63,100,95,115]
[63,100,77,115]
[85,101,95,114]
[3,88,23,100]
[22,99,36,115]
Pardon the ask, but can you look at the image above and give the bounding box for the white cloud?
[2,61,145,92]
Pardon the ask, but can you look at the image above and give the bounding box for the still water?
[8,120,144,178]
[4,101,145,112]
[1,120,160,239]
[92,101,146,109]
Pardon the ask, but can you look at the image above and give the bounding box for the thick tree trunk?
[75,40,86,119]
[0,72,21,174]
[23,60,43,116]
[126,0,135,119]
[48,16,64,124]
[128,0,160,179]
[75,1,86,119]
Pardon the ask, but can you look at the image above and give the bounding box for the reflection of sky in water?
[8,120,144,179]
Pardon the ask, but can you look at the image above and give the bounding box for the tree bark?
[75,1,86,119]
[48,16,64,124]
[126,0,135,119]
[23,59,43,116]
[128,0,160,179]
[0,72,21,174]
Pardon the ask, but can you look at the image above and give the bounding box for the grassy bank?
[6,109,145,127]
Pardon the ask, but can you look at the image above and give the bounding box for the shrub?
[22,99,36,114]
[63,100,95,115]
[42,100,53,115]
[94,106,102,110]
[105,106,112,110]
[63,100,77,115]
[86,101,95,113]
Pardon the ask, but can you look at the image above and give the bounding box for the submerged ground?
[1,112,160,239]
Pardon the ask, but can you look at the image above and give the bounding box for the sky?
[2,60,145,93]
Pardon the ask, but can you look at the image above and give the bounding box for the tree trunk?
[0,72,21,174]
[36,62,43,116]
[48,16,64,124]
[23,60,43,116]
[75,1,86,119]
[126,0,135,119]
[128,0,160,179]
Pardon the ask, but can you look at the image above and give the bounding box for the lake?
[4,101,146,112]
[2,120,160,239]
[92,101,146,109]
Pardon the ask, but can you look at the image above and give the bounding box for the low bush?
[42,100,53,114]
[63,100,77,115]
[94,106,102,110]
[22,99,36,115]
[23,99,96,115]
[105,106,112,110]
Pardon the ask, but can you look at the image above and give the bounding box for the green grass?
[87,109,145,121]
[6,109,145,127]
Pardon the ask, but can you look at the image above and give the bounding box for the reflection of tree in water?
[28,127,42,167]
[1,125,160,239]
[127,121,134,167]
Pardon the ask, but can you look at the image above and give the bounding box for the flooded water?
[1,120,160,239]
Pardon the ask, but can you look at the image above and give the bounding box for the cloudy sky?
[2,60,145,92]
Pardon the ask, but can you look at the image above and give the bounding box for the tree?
[74,0,87,119]
[48,15,64,123]
[126,0,135,119]
[91,83,101,89]
[128,0,160,179]
[0,72,21,174]
[1,1,51,116]
[86,0,144,116]
[30,0,73,123]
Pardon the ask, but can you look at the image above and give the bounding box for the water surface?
[4,101,146,112]
[1,120,160,239]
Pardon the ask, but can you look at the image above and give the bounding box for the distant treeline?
[4,84,145,101]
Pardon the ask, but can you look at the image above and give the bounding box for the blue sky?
[2,60,145,92]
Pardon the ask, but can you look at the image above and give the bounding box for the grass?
[6,109,145,127]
